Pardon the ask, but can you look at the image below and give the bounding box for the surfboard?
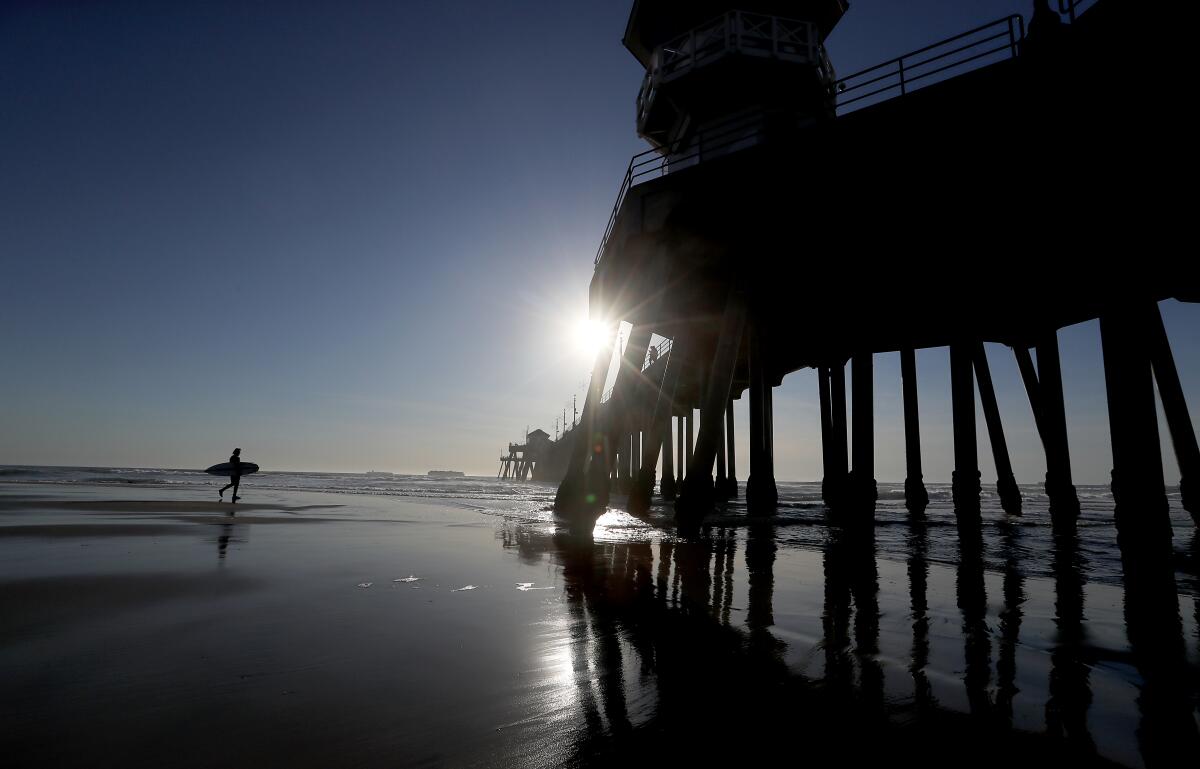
[205,462,259,477]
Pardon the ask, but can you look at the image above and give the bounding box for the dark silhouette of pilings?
[676,415,685,488]
[677,291,746,521]
[657,407,676,499]
[819,365,835,505]
[848,352,878,516]
[660,419,676,501]
[685,410,694,480]
[950,343,982,521]
[745,322,777,514]
[1147,303,1200,524]
[554,323,619,517]
[1101,308,1170,536]
[974,342,1022,515]
[823,361,850,510]
[715,406,729,500]
[900,349,929,513]
[724,401,738,498]
[1015,334,1081,530]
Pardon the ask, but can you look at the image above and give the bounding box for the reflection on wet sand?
[503,509,1197,767]
[1118,526,1200,764]
[1047,529,1094,752]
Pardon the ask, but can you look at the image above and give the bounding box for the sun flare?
[572,318,609,362]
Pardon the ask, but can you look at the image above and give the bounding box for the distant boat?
[365,471,394,478]
[427,470,465,478]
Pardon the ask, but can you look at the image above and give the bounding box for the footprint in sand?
[516,583,553,591]
[393,576,422,583]
[451,585,478,592]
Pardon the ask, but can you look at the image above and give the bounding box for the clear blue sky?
[2,0,1196,482]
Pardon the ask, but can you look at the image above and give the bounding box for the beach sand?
[0,483,1191,768]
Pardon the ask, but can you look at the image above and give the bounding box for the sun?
[572,318,609,362]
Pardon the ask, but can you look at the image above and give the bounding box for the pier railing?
[595,109,771,265]
[597,15,1031,266]
[833,15,1025,114]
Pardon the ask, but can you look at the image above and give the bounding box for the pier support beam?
[900,349,929,513]
[1148,303,1200,524]
[974,343,1021,515]
[1014,341,1079,530]
[661,422,676,500]
[746,322,778,514]
[715,412,728,500]
[677,291,747,521]
[950,343,982,522]
[676,415,685,486]
[849,352,878,515]
[819,366,836,505]
[725,401,738,498]
[828,360,850,509]
[685,410,694,478]
[631,338,687,513]
[1101,308,1170,537]
[554,323,619,519]
[1036,333,1081,525]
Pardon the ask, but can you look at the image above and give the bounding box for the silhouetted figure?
[219,447,243,502]
[647,345,658,367]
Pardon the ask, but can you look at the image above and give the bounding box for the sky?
[1,0,1195,482]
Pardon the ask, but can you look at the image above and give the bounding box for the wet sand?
[0,484,1193,767]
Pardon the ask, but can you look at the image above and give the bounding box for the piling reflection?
[907,521,936,711]
[996,522,1025,728]
[956,524,993,717]
[502,506,1197,767]
[1117,526,1200,763]
[1046,530,1094,752]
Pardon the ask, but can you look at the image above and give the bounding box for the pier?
[541,0,1196,550]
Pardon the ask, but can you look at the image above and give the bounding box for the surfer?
[219,448,243,502]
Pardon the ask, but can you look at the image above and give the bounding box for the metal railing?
[595,109,772,265]
[834,15,1025,114]
[600,337,674,404]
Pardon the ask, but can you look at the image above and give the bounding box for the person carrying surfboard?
[219,448,243,502]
